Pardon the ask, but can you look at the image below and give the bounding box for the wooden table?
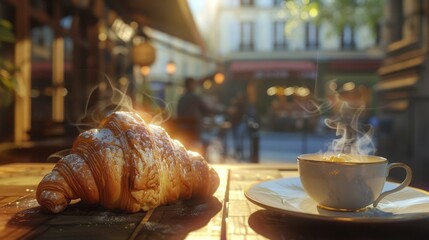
[1,163,429,239]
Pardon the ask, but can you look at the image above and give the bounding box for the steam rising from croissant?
[36,111,220,213]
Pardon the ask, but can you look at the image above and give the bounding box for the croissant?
[36,111,220,213]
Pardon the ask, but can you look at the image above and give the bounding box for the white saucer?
[244,177,429,223]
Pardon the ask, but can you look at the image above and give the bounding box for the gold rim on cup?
[297,154,388,165]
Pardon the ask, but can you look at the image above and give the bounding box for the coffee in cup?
[298,153,412,211]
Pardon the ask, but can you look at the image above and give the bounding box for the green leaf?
[0,59,18,72]
[0,28,15,43]
[0,86,13,106]
[0,18,17,100]
[0,18,15,43]
[0,19,13,29]
[0,74,15,91]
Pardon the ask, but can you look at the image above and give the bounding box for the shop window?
[239,21,254,51]
[31,25,53,125]
[60,15,72,30]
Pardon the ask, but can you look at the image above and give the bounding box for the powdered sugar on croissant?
[36,111,220,213]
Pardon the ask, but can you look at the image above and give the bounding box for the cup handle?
[373,163,412,207]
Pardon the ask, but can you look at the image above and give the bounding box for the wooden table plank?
[226,169,284,240]
[0,163,146,239]
[129,168,229,240]
[0,163,300,240]
[3,162,428,239]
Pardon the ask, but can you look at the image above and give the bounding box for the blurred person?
[269,95,289,131]
[177,77,212,157]
[227,92,246,160]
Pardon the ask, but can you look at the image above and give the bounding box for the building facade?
[205,0,383,132]
[377,0,429,188]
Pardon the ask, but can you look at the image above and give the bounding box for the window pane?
[240,22,254,51]
[31,25,54,125]
[241,0,254,6]
[274,0,285,7]
[341,25,355,49]
[273,21,286,50]
[305,22,318,49]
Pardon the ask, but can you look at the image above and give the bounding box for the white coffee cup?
[298,154,412,211]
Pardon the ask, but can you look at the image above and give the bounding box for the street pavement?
[207,130,337,164]
[257,131,337,163]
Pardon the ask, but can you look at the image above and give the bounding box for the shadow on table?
[5,201,147,240]
[248,210,429,240]
[134,196,222,239]
[6,196,222,240]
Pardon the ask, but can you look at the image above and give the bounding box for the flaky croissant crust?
[36,111,220,213]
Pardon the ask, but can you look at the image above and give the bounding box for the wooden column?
[14,0,31,142]
[70,12,82,122]
[52,1,64,122]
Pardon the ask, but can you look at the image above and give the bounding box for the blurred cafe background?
[1,0,429,189]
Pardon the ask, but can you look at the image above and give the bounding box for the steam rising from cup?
[323,102,376,160]
[293,77,376,162]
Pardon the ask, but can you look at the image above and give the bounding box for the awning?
[230,60,317,79]
[230,60,316,72]
[329,60,381,72]
[106,0,205,52]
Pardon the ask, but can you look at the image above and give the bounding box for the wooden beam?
[52,0,65,122]
[14,0,31,142]
[378,56,425,75]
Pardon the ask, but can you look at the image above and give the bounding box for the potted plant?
[0,18,21,107]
